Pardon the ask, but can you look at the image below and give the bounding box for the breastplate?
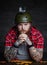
[16,42,30,60]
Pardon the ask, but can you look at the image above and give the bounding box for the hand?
[14,34,28,46]
[18,34,33,46]
[18,33,28,44]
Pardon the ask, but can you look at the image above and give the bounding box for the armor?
[15,12,32,24]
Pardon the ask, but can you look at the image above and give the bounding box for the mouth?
[21,32,26,33]
[20,30,27,33]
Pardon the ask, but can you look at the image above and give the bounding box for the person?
[4,11,44,62]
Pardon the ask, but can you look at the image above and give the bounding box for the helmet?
[15,12,32,24]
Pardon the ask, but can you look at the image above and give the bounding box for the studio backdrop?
[0,0,47,61]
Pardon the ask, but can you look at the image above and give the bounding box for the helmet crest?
[15,7,32,24]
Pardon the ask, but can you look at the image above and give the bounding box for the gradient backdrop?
[0,0,47,61]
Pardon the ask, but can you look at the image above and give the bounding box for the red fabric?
[5,26,44,48]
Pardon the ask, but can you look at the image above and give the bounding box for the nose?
[22,25,25,30]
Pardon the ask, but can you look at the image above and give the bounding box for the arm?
[26,32,44,62]
[4,41,18,62]
[4,29,19,62]
[4,32,28,62]
[29,46,43,62]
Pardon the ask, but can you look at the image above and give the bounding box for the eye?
[18,23,22,26]
[24,23,28,25]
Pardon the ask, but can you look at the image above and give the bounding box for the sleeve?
[4,29,18,61]
[36,30,44,48]
[5,29,16,47]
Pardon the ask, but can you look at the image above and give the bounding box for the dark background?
[0,0,47,61]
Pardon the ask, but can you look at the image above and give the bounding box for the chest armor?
[16,42,31,60]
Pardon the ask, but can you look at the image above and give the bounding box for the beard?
[20,30,29,34]
[19,28,31,35]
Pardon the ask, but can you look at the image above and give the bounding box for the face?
[17,22,31,34]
